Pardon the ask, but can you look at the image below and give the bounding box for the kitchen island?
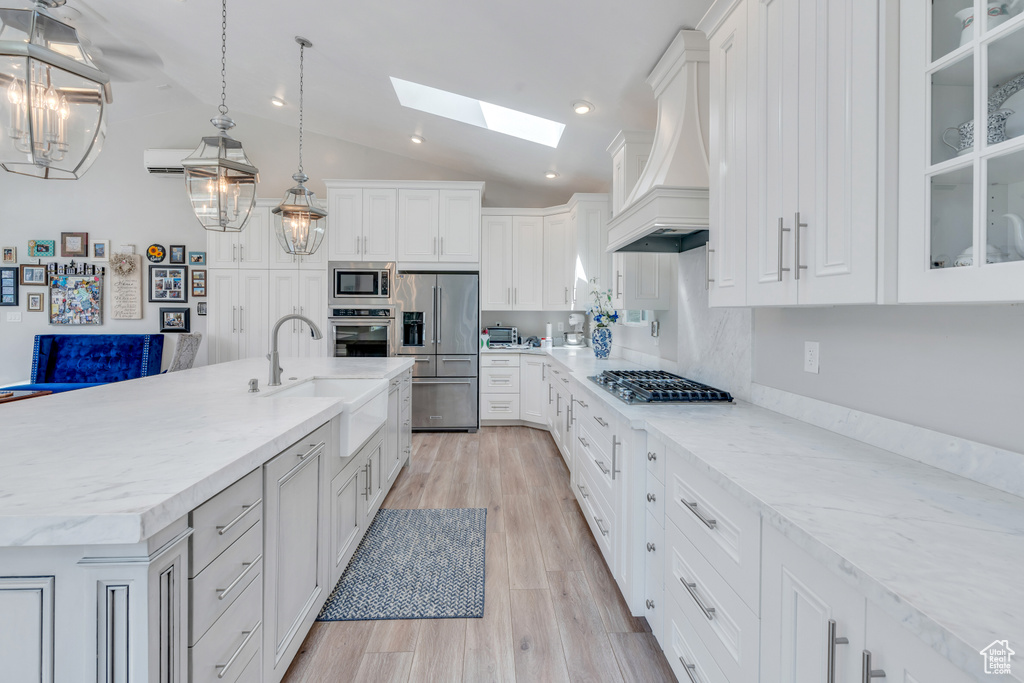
[0,356,414,683]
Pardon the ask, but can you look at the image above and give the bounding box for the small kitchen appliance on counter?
[589,370,733,404]
[485,326,519,348]
[563,313,587,347]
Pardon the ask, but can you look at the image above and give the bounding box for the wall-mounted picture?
[26,292,43,312]
[191,269,206,297]
[169,245,186,264]
[2,247,15,264]
[19,264,47,285]
[188,251,206,265]
[50,275,101,325]
[1,267,18,306]
[159,307,190,333]
[91,240,110,262]
[60,232,88,257]
[147,244,165,263]
[148,265,187,303]
[197,301,207,316]
[28,240,55,258]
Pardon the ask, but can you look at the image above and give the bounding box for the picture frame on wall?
[148,265,188,303]
[2,247,15,264]
[26,292,43,312]
[49,275,101,324]
[159,307,190,333]
[188,251,206,265]
[1,267,18,306]
[191,269,206,297]
[28,240,55,259]
[197,301,207,316]
[91,240,110,262]
[169,245,186,265]
[19,264,47,285]
[60,232,88,257]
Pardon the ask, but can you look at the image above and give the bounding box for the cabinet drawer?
[644,510,665,642]
[233,648,261,683]
[481,394,520,420]
[481,366,520,393]
[575,456,614,561]
[645,432,667,485]
[190,520,263,645]
[646,471,665,525]
[665,452,761,613]
[665,590,729,683]
[665,518,759,683]
[190,571,262,683]
[438,355,478,377]
[191,469,262,577]
[575,419,616,500]
[481,353,520,367]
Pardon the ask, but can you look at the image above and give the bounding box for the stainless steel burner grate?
[588,370,733,404]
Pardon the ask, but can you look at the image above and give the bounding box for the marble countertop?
[0,357,413,548]
[543,349,1023,682]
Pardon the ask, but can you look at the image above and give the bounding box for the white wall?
[0,102,544,385]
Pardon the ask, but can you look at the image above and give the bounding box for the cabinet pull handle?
[561,377,569,384]
[355,236,360,254]
[777,217,791,281]
[507,287,511,304]
[611,437,621,480]
[556,394,562,416]
[363,464,370,499]
[215,620,261,679]
[595,416,608,427]
[595,460,610,476]
[681,497,717,529]
[794,212,808,280]
[441,357,472,362]
[646,599,655,609]
[552,369,560,374]
[564,286,568,304]
[575,399,588,408]
[239,306,244,333]
[414,357,431,363]
[232,243,237,262]
[678,655,702,683]
[681,576,716,619]
[440,236,444,255]
[433,236,437,254]
[232,306,237,333]
[616,270,622,298]
[594,516,609,536]
[706,247,715,290]
[646,542,656,552]
[298,441,326,460]
[577,435,590,448]
[827,619,850,683]
[364,235,368,254]
[647,451,657,462]
[514,288,518,304]
[216,500,261,536]
[217,556,261,600]
[647,493,656,503]
[576,483,589,499]
[861,651,886,682]
[542,364,546,381]
[548,384,553,404]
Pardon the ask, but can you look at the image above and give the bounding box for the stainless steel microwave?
[328,261,394,305]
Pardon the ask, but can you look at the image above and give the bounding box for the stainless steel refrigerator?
[393,272,479,431]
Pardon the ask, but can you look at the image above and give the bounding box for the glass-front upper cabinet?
[900,0,1024,302]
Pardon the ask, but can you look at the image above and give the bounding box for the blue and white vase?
[592,326,612,359]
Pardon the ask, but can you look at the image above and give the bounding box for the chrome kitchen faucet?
[268,314,323,386]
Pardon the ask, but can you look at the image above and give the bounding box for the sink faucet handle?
[248,378,260,393]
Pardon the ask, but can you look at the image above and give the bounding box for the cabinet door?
[330,464,363,586]
[864,603,974,683]
[238,269,269,361]
[542,212,572,310]
[512,216,544,310]
[362,429,387,523]
[519,356,546,425]
[760,525,865,683]
[0,577,54,683]
[208,270,239,364]
[627,253,673,310]
[748,0,800,306]
[481,216,513,310]
[264,444,323,681]
[238,206,270,269]
[708,1,749,307]
[397,189,439,262]
[208,231,238,269]
[438,189,480,262]
[297,271,328,358]
[364,189,398,262]
[611,252,626,309]
[572,200,609,308]
[268,270,300,359]
[386,384,402,483]
[327,188,363,261]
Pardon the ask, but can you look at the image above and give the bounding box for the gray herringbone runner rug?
[317,508,487,621]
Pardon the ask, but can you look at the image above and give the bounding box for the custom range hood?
[607,30,710,253]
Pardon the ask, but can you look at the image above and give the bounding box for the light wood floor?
[282,426,676,683]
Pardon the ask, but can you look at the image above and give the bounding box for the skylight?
[390,77,565,148]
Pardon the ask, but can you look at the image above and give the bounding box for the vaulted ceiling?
[53,0,713,201]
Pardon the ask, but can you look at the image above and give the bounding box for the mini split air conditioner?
[142,148,193,177]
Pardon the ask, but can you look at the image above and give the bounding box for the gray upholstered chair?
[167,333,203,372]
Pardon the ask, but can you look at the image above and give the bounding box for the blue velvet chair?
[3,334,164,394]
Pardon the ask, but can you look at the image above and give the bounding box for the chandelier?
[181,0,258,232]
[0,0,112,179]
[272,36,326,256]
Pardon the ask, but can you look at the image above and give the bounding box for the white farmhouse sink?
[265,378,388,456]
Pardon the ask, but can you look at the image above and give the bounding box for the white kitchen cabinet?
[571,197,610,308]
[480,216,513,309]
[611,252,674,310]
[329,461,361,587]
[267,270,329,360]
[519,355,546,426]
[207,204,271,270]
[362,426,387,524]
[739,0,879,306]
[326,187,398,263]
[439,189,481,262]
[362,189,399,262]
[0,577,54,682]
[263,432,326,683]
[705,0,749,307]
[542,212,573,310]
[608,131,653,218]
[512,216,545,310]
[268,271,301,359]
[398,187,482,265]
[397,189,440,262]
[208,269,269,365]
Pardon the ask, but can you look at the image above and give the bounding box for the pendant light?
[0,0,112,179]
[272,36,326,256]
[182,0,258,232]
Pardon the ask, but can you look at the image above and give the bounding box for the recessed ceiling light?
[545,171,559,179]
[391,77,566,148]
[271,97,286,107]
[410,134,425,144]
[572,100,594,115]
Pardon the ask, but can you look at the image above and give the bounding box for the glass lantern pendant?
[0,0,112,179]
[272,37,326,255]
[182,0,258,232]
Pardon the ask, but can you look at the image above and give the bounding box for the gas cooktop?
[588,370,733,405]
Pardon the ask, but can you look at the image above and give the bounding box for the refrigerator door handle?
[436,287,442,347]
[430,285,437,344]
[415,379,472,385]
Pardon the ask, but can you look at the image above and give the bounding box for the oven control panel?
[329,308,393,318]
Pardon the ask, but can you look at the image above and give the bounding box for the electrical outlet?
[804,341,820,374]
[557,322,564,332]
[6,312,21,323]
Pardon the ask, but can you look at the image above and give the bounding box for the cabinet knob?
[646,599,655,610]
[647,451,656,461]
[647,493,656,503]
[646,542,656,552]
